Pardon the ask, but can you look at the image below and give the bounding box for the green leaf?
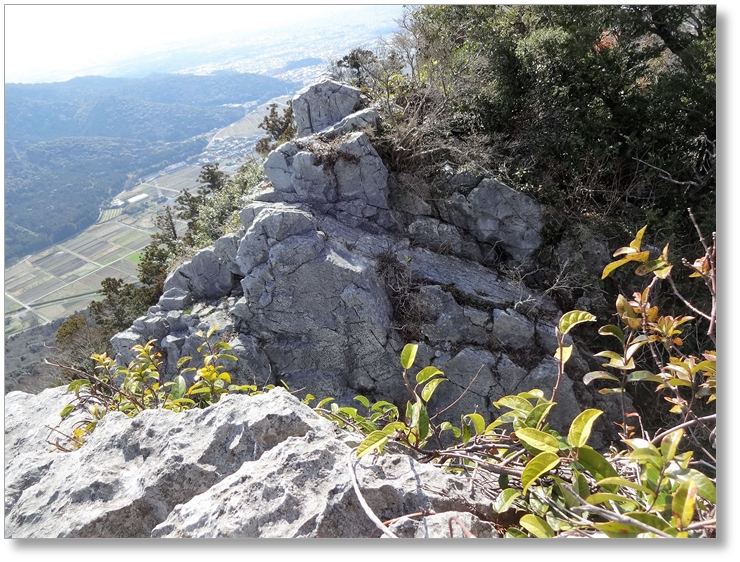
[417,401,430,441]
[356,431,389,459]
[420,377,446,402]
[521,452,560,494]
[567,408,603,449]
[400,343,418,370]
[671,469,716,503]
[315,397,335,409]
[170,375,187,400]
[493,395,534,414]
[493,489,521,513]
[415,365,443,384]
[519,514,554,538]
[672,479,697,529]
[577,446,619,487]
[60,404,75,419]
[553,344,573,365]
[214,341,232,351]
[206,324,219,339]
[558,310,596,335]
[354,395,370,408]
[592,521,642,538]
[583,371,620,385]
[463,413,486,436]
[596,477,653,495]
[515,427,560,454]
[439,421,461,437]
[217,354,239,363]
[176,355,193,369]
[188,386,212,396]
[660,429,683,462]
[585,492,638,507]
[505,528,529,538]
[626,371,661,382]
[524,402,554,429]
[622,512,670,532]
[218,372,231,383]
[598,324,625,343]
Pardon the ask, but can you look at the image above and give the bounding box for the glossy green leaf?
[439,421,461,437]
[493,395,534,413]
[519,514,554,538]
[415,366,443,384]
[558,310,596,335]
[515,427,560,454]
[598,324,624,343]
[577,446,619,487]
[420,377,446,402]
[170,375,187,400]
[217,354,239,363]
[572,469,590,499]
[671,469,716,503]
[672,479,698,529]
[176,355,193,369]
[315,397,335,409]
[522,452,560,494]
[660,429,683,461]
[417,401,429,441]
[505,528,528,538]
[188,386,211,396]
[400,343,418,370]
[553,344,573,365]
[567,408,603,449]
[596,477,653,495]
[463,413,486,436]
[593,521,642,538]
[214,341,232,350]
[626,371,661,382]
[381,421,407,435]
[586,492,639,506]
[356,431,389,459]
[206,324,219,339]
[493,488,521,513]
[354,395,370,408]
[583,371,620,385]
[524,402,554,429]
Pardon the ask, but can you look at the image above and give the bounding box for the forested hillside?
[4,72,299,265]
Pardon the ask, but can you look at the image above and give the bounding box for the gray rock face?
[5,387,496,538]
[102,76,622,465]
[438,179,545,263]
[292,79,362,137]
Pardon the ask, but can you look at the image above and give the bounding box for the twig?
[650,414,716,446]
[685,518,716,531]
[431,365,484,420]
[449,514,477,538]
[561,482,673,538]
[369,511,433,538]
[346,449,398,538]
[438,450,524,478]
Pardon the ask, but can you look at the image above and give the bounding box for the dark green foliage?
[255,102,297,156]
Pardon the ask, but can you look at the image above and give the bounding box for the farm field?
[3,164,205,336]
[5,95,273,336]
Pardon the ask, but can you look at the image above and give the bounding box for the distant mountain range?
[4,72,300,265]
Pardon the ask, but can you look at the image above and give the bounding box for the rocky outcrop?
[5,386,495,538]
[103,77,624,442]
[4,77,631,538]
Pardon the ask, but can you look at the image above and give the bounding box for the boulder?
[5,387,496,538]
[292,79,362,137]
[437,178,545,263]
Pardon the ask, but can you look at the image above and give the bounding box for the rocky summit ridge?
[5,78,621,538]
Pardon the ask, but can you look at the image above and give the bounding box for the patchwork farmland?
[3,165,202,336]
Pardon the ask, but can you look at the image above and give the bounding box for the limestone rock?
[292,79,362,137]
[437,178,545,263]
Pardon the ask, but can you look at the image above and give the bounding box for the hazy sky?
[3,3,403,83]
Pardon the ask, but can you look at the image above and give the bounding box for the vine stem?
[346,449,399,538]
